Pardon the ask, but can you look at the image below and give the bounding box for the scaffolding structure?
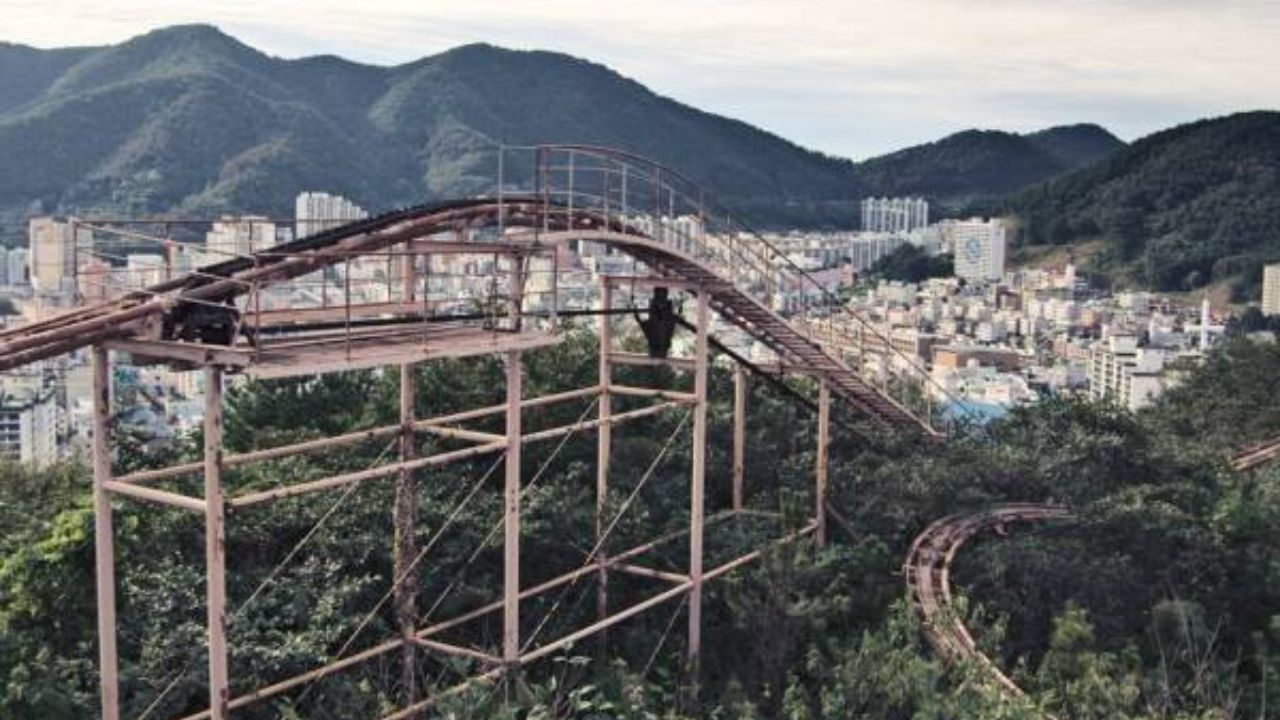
[0,145,945,719]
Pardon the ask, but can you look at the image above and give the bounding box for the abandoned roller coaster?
[0,145,974,720]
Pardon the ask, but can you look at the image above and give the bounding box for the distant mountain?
[1009,111,1280,296]
[1025,124,1127,170]
[0,25,1121,239]
[857,125,1123,207]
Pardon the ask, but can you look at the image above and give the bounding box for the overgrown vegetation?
[1008,111,1280,295]
[865,244,954,283]
[1,328,1277,719]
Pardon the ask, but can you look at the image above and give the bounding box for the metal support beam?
[596,281,612,644]
[503,350,522,672]
[732,365,746,511]
[103,480,207,513]
[816,378,830,547]
[203,365,229,720]
[394,363,418,713]
[91,347,119,720]
[173,511,749,720]
[685,289,709,703]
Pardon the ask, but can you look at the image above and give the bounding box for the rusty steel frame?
[63,144,877,720]
[102,274,832,720]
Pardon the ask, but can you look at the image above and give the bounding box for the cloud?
[4,0,1278,158]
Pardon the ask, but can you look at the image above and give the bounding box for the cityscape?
[0,6,1278,720]
[3,193,1272,467]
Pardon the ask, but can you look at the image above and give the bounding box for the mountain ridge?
[0,24,1122,239]
[1008,110,1280,297]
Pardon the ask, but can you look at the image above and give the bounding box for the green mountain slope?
[1010,111,1280,295]
[0,25,1120,239]
[857,125,1122,206]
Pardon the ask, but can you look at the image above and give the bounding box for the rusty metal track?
[1230,433,1280,472]
[0,198,932,434]
[903,503,1073,699]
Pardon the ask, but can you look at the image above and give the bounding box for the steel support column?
[596,280,612,639]
[394,363,418,712]
[91,347,119,720]
[503,350,523,671]
[685,289,709,700]
[732,365,746,511]
[204,365,229,720]
[816,378,830,547]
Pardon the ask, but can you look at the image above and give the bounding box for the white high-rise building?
[1263,263,1280,316]
[28,218,89,294]
[946,218,1007,283]
[1088,334,1174,411]
[296,192,368,239]
[0,380,58,466]
[6,248,29,287]
[0,246,8,286]
[861,197,929,233]
[203,216,277,266]
[126,254,167,289]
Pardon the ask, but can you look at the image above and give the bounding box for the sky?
[3,0,1279,160]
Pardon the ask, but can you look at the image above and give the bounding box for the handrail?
[533,144,974,430]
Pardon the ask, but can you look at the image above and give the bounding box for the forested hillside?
[0,25,1120,239]
[1,326,1277,719]
[1008,111,1280,297]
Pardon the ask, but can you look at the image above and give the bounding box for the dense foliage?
[864,244,954,283]
[0,26,1120,241]
[1,328,1277,719]
[1008,111,1280,295]
[858,125,1122,210]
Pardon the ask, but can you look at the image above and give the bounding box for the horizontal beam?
[614,563,689,584]
[103,339,253,368]
[408,637,501,665]
[419,425,506,444]
[117,424,404,485]
[187,511,749,719]
[521,401,682,444]
[229,441,508,508]
[246,330,561,380]
[218,398,677,509]
[102,480,207,514]
[519,581,692,665]
[607,384,697,404]
[519,520,819,666]
[117,386,603,486]
[244,302,425,327]
[609,352,697,371]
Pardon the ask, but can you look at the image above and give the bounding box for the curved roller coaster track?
[904,504,1073,700]
[905,440,1278,708]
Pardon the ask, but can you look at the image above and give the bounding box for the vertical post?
[596,280,612,637]
[732,364,746,512]
[685,289,709,702]
[395,363,418,712]
[816,378,831,547]
[91,347,119,720]
[204,365,229,720]
[497,143,506,239]
[402,241,416,304]
[503,350,523,671]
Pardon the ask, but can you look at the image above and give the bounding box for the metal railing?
[527,144,957,432]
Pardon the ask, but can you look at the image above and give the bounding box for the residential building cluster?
[0,189,1269,466]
